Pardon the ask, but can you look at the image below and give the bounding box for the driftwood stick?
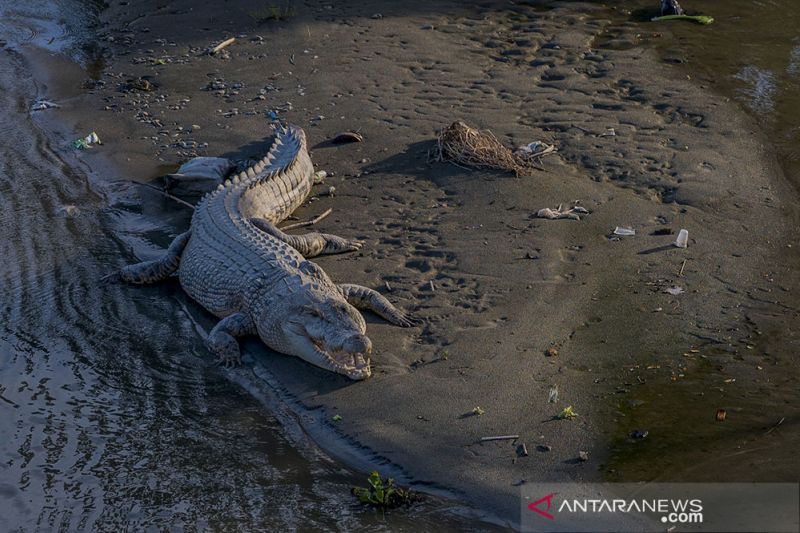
[135,181,196,210]
[280,207,332,231]
[210,37,235,55]
[480,435,519,442]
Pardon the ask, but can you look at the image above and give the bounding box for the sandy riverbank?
[33,0,800,526]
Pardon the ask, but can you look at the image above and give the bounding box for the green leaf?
[651,14,714,25]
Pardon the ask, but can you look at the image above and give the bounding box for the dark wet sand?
[29,0,800,527]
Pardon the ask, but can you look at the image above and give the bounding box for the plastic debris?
[72,131,101,150]
[471,406,485,416]
[660,0,684,15]
[515,140,556,158]
[537,204,589,220]
[548,385,559,404]
[613,226,635,236]
[578,451,589,462]
[630,429,649,439]
[163,157,236,197]
[517,443,529,457]
[31,100,60,111]
[332,414,342,422]
[55,205,80,218]
[651,14,714,25]
[313,170,327,184]
[674,228,689,248]
[664,286,684,295]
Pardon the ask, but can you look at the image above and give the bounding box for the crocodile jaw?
[282,322,372,380]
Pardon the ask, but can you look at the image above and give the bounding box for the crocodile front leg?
[118,231,192,284]
[338,284,419,327]
[250,217,363,257]
[207,312,256,368]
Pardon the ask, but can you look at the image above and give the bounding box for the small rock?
[578,451,589,462]
[536,444,552,452]
[545,347,558,357]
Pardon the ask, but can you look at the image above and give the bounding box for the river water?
[0,2,499,531]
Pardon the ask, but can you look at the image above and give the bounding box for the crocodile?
[115,125,417,380]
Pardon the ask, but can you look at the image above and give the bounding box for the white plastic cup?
[674,229,689,248]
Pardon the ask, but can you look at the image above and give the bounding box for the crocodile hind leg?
[250,217,363,257]
[338,284,419,327]
[118,231,192,284]
[207,312,256,368]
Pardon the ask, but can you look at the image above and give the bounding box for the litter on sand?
[480,435,519,442]
[209,37,236,55]
[31,100,60,111]
[163,156,236,196]
[72,131,101,150]
[537,204,589,221]
[548,385,559,404]
[674,228,689,248]
[665,286,684,295]
[613,226,636,236]
[515,140,556,159]
[431,121,551,176]
[651,14,714,24]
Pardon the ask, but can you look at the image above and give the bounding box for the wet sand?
[29,0,800,527]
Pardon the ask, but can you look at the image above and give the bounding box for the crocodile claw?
[396,313,422,328]
[216,353,241,368]
[100,270,122,284]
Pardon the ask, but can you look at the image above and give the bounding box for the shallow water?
[595,0,800,482]
[632,0,800,185]
[0,2,502,531]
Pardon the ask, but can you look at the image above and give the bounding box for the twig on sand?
[280,207,332,230]
[209,37,235,55]
[765,417,785,435]
[136,181,196,210]
[480,435,520,442]
[679,259,687,276]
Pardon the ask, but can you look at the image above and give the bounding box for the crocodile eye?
[303,305,323,318]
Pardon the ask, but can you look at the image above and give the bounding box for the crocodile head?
[262,288,372,380]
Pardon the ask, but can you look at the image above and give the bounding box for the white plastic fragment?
[665,286,684,295]
[163,156,236,197]
[548,385,559,404]
[674,228,689,248]
[72,131,101,149]
[613,226,636,236]
[314,170,327,184]
[31,100,60,111]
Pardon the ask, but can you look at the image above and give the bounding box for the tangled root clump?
[431,121,552,176]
